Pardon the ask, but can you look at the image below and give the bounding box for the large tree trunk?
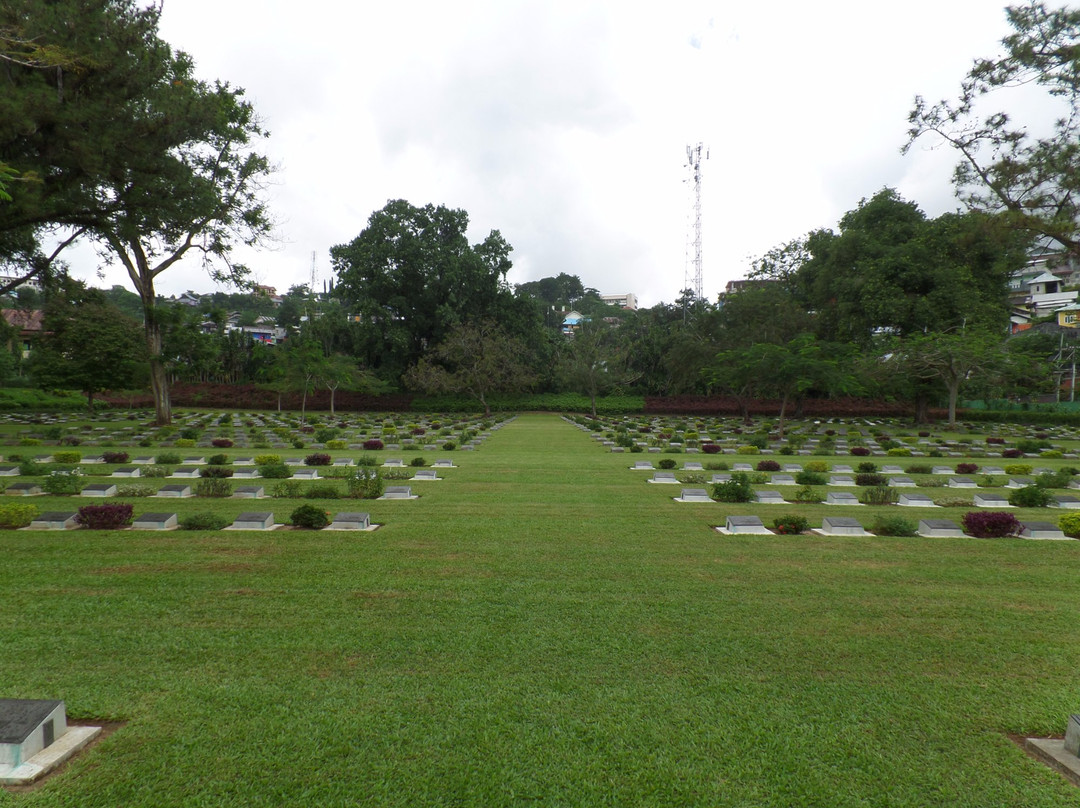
[913,392,931,425]
[946,379,960,428]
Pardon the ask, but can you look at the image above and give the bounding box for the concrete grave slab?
[832,465,854,473]
[0,699,101,785]
[887,476,916,487]
[0,466,18,476]
[675,488,713,503]
[1006,477,1033,488]
[325,512,377,531]
[752,490,787,504]
[182,457,206,465]
[80,484,118,497]
[828,476,855,486]
[649,472,679,484]
[1051,495,1080,509]
[682,462,704,471]
[973,494,1011,507]
[170,467,201,478]
[825,492,861,506]
[932,466,954,475]
[4,483,42,496]
[1020,521,1068,540]
[947,476,978,488]
[898,493,937,507]
[632,461,655,470]
[432,459,455,468]
[111,467,140,478]
[918,518,966,537]
[816,516,872,536]
[770,474,797,485]
[411,469,439,481]
[380,486,416,500]
[717,515,772,535]
[292,469,320,480]
[225,512,278,530]
[232,486,266,499]
[132,513,178,530]
[25,512,79,530]
[732,463,753,472]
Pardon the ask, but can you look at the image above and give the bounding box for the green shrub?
[886,447,913,457]
[1008,485,1053,507]
[42,468,84,495]
[346,468,384,499]
[52,451,82,464]
[1058,512,1080,538]
[195,478,232,498]
[804,461,828,473]
[658,458,677,470]
[258,463,292,479]
[314,428,339,444]
[856,462,878,474]
[199,466,234,478]
[325,440,348,450]
[1040,449,1063,458]
[0,502,39,528]
[1035,469,1072,489]
[356,454,379,467]
[410,456,427,467]
[704,461,729,471]
[157,452,182,465]
[179,512,231,531]
[175,438,196,448]
[711,472,754,503]
[442,441,456,451]
[290,504,330,530]
[871,515,918,537]
[855,473,887,487]
[141,464,171,478]
[273,480,305,498]
[792,485,824,503]
[254,454,282,466]
[736,445,760,455]
[18,437,41,446]
[115,483,154,497]
[18,459,42,476]
[859,486,898,505]
[304,483,342,499]
[795,470,827,486]
[1004,463,1034,476]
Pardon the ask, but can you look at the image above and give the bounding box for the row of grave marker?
[716,515,1071,539]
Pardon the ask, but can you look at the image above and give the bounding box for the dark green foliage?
[1008,485,1053,508]
[871,515,918,537]
[207,454,230,466]
[304,483,341,500]
[772,515,809,535]
[199,466,233,478]
[194,478,231,497]
[711,472,754,503]
[346,468,384,499]
[859,486,899,505]
[156,452,182,465]
[258,463,292,479]
[795,470,827,486]
[178,512,230,531]
[409,457,427,467]
[856,462,878,474]
[290,504,330,530]
[658,458,677,470]
[855,473,887,487]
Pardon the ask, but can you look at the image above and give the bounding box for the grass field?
[2,412,1080,806]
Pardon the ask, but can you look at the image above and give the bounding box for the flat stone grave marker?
[973,493,1011,508]
[918,518,966,537]
[284,458,304,466]
[632,461,655,470]
[932,466,954,475]
[753,490,786,504]
[170,466,200,478]
[227,512,276,530]
[982,466,1005,476]
[1006,477,1033,489]
[948,476,978,489]
[231,469,259,479]
[0,698,72,776]
[898,493,937,507]
[1067,714,1080,756]
[27,512,78,530]
[770,474,796,486]
[882,465,903,474]
[682,462,703,471]
[825,492,860,506]
[819,516,871,536]
[4,483,42,496]
[1051,495,1080,509]
[293,468,320,480]
[381,486,414,499]
[433,459,454,468]
[676,488,713,503]
[132,456,155,464]
[332,458,354,467]
[155,484,192,498]
[80,484,117,497]
[383,458,405,467]
[111,467,140,478]
[710,473,731,483]
[1020,521,1068,540]
[720,515,771,535]
[232,486,266,499]
[132,512,178,530]
[650,472,678,484]
[828,475,855,486]
[182,456,206,465]
[233,457,255,466]
[732,463,753,472]
[0,466,19,476]
[32,455,54,464]
[412,469,438,481]
[888,476,916,487]
[782,464,802,472]
[326,512,372,530]
[79,457,103,465]
[832,464,854,473]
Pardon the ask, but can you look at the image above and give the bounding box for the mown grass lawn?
[2,413,1080,806]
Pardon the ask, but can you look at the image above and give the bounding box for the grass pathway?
[2,413,1080,806]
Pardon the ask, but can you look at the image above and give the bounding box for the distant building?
[1,309,45,359]
[0,273,42,292]
[599,292,637,310]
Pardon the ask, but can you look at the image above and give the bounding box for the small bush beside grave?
[199,466,234,478]
[195,478,232,498]
[305,453,332,466]
[52,451,82,464]
[0,502,39,528]
[859,486,898,505]
[871,515,918,537]
[961,511,1021,538]
[346,468,384,499]
[157,452,182,465]
[712,472,754,503]
[76,504,134,530]
[756,460,781,472]
[290,504,330,530]
[772,515,809,534]
[179,512,231,531]
[1008,486,1053,508]
[102,451,129,464]
[363,440,384,451]
[42,468,84,495]
[1058,512,1080,537]
[211,438,234,448]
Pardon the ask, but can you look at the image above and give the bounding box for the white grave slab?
[155,484,192,498]
[1020,521,1068,540]
[170,467,200,478]
[753,490,786,504]
[132,513,178,530]
[26,512,79,530]
[80,484,117,497]
[325,512,374,531]
[888,477,916,487]
[232,486,266,499]
[1052,496,1080,509]
[825,492,861,506]
[947,477,978,489]
[111,467,140,478]
[3,483,41,496]
[898,493,937,507]
[770,474,797,486]
[226,512,278,530]
[828,476,855,486]
[817,516,872,536]
[649,472,678,484]
[632,461,655,470]
[675,488,713,503]
[918,519,966,537]
[380,486,416,500]
[718,515,772,535]
[973,494,1011,508]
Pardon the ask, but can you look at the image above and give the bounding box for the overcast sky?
[66,1,1038,307]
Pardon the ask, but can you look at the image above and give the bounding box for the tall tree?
[905,2,1080,250]
[331,201,524,380]
[28,288,147,410]
[402,321,535,416]
[556,320,639,417]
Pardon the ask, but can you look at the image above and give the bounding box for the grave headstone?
[1066,714,1080,757]
[1020,521,1067,540]
[0,466,18,477]
[710,473,731,483]
[1006,477,1033,489]
[228,512,276,530]
[732,463,753,472]
[819,516,871,536]
[632,461,655,470]
[888,476,916,487]
[677,489,713,503]
[753,490,786,504]
[0,698,66,770]
[111,467,140,478]
[898,493,936,507]
[918,519,966,537]
[80,484,118,498]
[231,469,259,479]
[832,464,854,473]
[828,475,855,486]
[432,459,454,468]
[232,486,266,499]
[650,472,678,484]
[381,486,414,499]
[682,462,704,471]
[293,469,320,480]
[947,477,978,489]
[326,512,371,530]
[132,513,178,530]
[412,469,438,481]
[4,483,42,496]
[722,515,771,535]
[1052,495,1080,509]
[770,474,796,486]
[825,492,860,506]
[27,512,78,530]
[155,484,192,498]
[973,494,1010,508]
[383,459,404,467]
[932,466,954,475]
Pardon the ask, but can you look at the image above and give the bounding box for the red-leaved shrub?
[961,511,1021,538]
[756,460,781,472]
[102,451,129,464]
[1002,448,1022,458]
[956,463,978,474]
[305,453,332,466]
[701,443,721,454]
[986,437,1005,445]
[362,439,384,451]
[211,438,234,448]
[75,504,134,530]
[850,446,870,456]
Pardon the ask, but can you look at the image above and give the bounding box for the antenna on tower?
[684,143,706,309]
[309,251,318,295]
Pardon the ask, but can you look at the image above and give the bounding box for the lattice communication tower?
[684,143,707,300]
